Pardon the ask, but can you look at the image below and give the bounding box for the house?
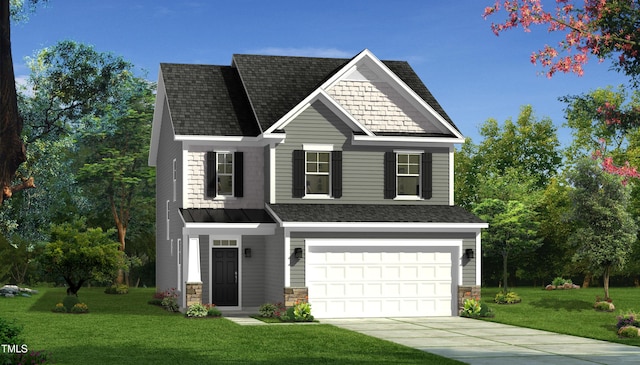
[148,49,487,318]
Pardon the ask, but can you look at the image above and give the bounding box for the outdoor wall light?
[244,248,252,258]
[294,247,303,259]
[465,248,475,259]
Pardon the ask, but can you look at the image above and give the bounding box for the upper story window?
[305,151,331,195]
[384,151,432,200]
[206,151,244,199]
[216,152,234,196]
[397,153,420,196]
[292,145,342,199]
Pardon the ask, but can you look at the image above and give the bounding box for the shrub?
[185,303,208,318]
[71,303,89,314]
[147,298,163,306]
[551,277,566,287]
[461,297,481,318]
[104,284,129,294]
[206,304,222,317]
[279,307,296,322]
[293,300,313,322]
[62,295,80,312]
[594,301,615,312]
[616,311,640,329]
[52,303,66,313]
[160,288,179,312]
[494,291,521,304]
[0,317,23,345]
[259,303,278,318]
[13,350,52,364]
[478,301,495,318]
[618,326,640,338]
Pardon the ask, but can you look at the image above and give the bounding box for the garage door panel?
[307,243,456,318]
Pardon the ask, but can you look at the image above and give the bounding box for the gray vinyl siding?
[288,231,477,287]
[155,97,184,296]
[275,101,450,204]
[199,235,210,304]
[290,238,305,287]
[263,228,285,303]
[241,235,266,307]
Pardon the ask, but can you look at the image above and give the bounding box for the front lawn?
[1,287,463,364]
[481,286,640,346]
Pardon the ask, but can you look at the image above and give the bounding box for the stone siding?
[284,287,308,307]
[185,282,202,307]
[457,285,481,314]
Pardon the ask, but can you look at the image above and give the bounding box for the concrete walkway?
[321,317,640,365]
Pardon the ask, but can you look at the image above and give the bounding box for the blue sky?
[11,0,630,145]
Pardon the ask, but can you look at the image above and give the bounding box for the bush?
[52,303,66,313]
[293,300,313,321]
[551,277,566,287]
[594,301,615,312]
[70,303,89,313]
[185,303,208,318]
[494,291,521,304]
[279,307,296,322]
[62,296,80,312]
[0,317,23,345]
[159,288,180,312]
[618,326,640,338]
[206,304,222,317]
[460,298,481,317]
[13,350,52,364]
[616,311,640,329]
[259,303,278,318]
[104,284,129,294]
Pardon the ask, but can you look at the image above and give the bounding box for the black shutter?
[234,152,243,197]
[384,152,396,199]
[206,151,216,197]
[422,152,433,199]
[331,151,342,198]
[292,150,305,198]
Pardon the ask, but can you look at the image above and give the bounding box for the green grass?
[481,286,640,346]
[1,287,463,364]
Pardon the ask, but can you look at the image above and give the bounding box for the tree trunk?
[111,197,128,284]
[582,273,592,288]
[0,0,28,204]
[603,266,610,300]
[64,277,85,296]
[503,253,509,293]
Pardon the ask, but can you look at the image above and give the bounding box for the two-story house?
[148,49,487,318]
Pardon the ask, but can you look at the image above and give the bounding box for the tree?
[473,199,542,292]
[567,157,637,299]
[40,219,122,295]
[76,76,155,284]
[484,0,640,81]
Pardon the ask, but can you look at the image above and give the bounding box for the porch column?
[186,237,202,306]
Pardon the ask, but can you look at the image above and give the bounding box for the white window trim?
[395,152,422,199]
[304,150,332,198]
[172,158,177,202]
[166,200,170,240]
[177,238,182,291]
[215,151,234,198]
[303,143,334,152]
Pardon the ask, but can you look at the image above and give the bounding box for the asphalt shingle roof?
[267,204,485,224]
[161,52,459,137]
[160,63,261,136]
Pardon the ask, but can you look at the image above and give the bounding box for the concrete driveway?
[321,317,640,365]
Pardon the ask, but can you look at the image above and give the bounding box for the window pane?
[306,162,317,173]
[318,161,330,173]
[409,164,420,174]
[307,152,317,162]
[218,175,233,195]
[409,154,420,164]
[319,152,330,162]
[398,176,419,195]
[398,154,408,164]
[306,175,329,194]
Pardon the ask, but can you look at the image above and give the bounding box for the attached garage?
[305,239,460,318]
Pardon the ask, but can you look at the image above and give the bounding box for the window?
[384,151,432,200]
[305,151,331,195]
[213,239,238,247]
[206,151,243,198]
[217,152,233,196]
[397,153,420,196]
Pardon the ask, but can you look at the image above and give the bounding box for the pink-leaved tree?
[484,0,640,180]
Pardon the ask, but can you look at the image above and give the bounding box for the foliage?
[473,199,542,291]
[0,317,23,345]
[259,303,277,317]
[51,302,65,313]
[205,304,221,317]
[279,307,296,322]
[618,326,640,338]
[159,288,179,312]
[616,311,640,329]
[39,219,122,295]
[12,349,52,365]
[594,301,616,312]
[185,303,208,318]
[494,291,522,304]
[293,300,314,322]
[552,277,573,287]
[70,303,89,314]
[461,297,481,317]
[62,295,79,312]
[104,284,129,295]
[567,157,637,299]
[483,0,640,82]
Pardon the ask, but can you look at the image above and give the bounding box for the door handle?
[235,271,238,284]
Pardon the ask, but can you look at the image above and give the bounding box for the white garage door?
[306,240,459,318]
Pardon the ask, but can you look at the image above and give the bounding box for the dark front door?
[212,248,238,306]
